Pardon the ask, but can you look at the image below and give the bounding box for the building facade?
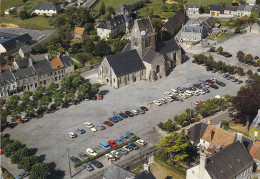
[187,3,200,15]
[180,25,207,42]
[34,3,58,16]
[210,4,224,17]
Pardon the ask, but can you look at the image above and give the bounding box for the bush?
[221,120,229,130]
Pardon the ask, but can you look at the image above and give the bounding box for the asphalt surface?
[4,57,243,178]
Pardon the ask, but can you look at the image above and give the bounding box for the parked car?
[136,108,145,114]
[0,150,4,155]
[123,145,133,152]
[121,135,131,141]
[115,138,124,145]
[117,148,128,155]
[79,153,90,160]
[159,99,167,104]
[119,113,128,118]
[108,140,118,147]
[210,84,219,89]
[91,160,103,168]
[245,79,254,84]
[108,117,118,123]
[100,141,112,150]
[216,81,225,87]
[125,111,134,117]
[84,122,94,128]
[171,96,179,101]
[70,156,81,164]
[14,172,29,179]
[153,100,162,106]
[68,132,77,138]
[82,163,94,171]
[126,131,136,138]
[96,123,106,130]
[237,80,243,84]
[257,68,260,72]
[140,106,148,111]
[90,127,97,132]
[127,142,139,150]
[105,153,116,161]
[131,110,139,115]
[111,150,122,158]
[136,139,147,146]
[165,96,174,102]
[103,121,114,127]
[113,115,123,121]
[76,128,85,134]
[86,148,97,156]
[206,80,214,84]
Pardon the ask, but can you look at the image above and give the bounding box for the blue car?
[82,163,94,171]
[113,115,123,121]
[117,148,128,155]
[108,117,118,123]
[100,141,112,150]
[127,142,139,150]
[245,79,254,84]
[115,138,124,145]
[121,135,131,141]
[126,131,136,138]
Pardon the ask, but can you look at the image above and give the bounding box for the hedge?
[75,137,140,167]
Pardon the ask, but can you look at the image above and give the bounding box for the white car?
[194,91,200,96]
[211,78,217,82]
[165,91,173,96]
[110,150,122,158]
[179,93,188,99]
[90,127,97,132]
[136,139,147,146]
[84,122,94,128]
[198,90,206,95]
[86,148,97,156]
[105,154,116,161]
[68,132,77,138]
[153,100,162,106]
[165,96,174,102]
[159,99,167,104]
[171,89,178,93]
[131,110,139,115]
[184,91,193,96]
[123,145,133,152]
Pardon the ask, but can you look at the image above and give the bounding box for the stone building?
[115,3,132,16]
[164,9,186,35]
[60,55,74,76]
[0,67,17,97]
[187,3,200,15]
[34,3,59,16]
[19,45,32,58]
[98,17,183,88]
[50,57,65,82]
[180,25,207,42]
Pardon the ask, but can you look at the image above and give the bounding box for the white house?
[224,6,238,16]
[34,3,58,16]
[187,3,200,15]
[210,4,224,17]
[246,0,260,5]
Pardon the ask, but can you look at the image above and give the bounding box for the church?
[98,17,184,88]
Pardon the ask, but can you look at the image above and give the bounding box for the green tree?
[71,76,82,88]
[21,91,33,105]
[83,39,95,54]
[30,163,49,179]
[18,155,39,171]
[236,50,245,60]
[99,1,106,15]
[235,27,241,34]
[5,95,20,111]
[94,40,111,57]
[77,83,92,99]
[11,147,30,164]
[247,69,253,77]
[61,77,72,93]
[64,92,75,104]
[53,91,63,107]
[33,86,46,100]
[1,137,12,149]
[244,54,253,63]
[216,46,223,54]
[19,9,30,20]
[46,82,59,97]
[236,67,244,76]
[0,98,6,109]
[4,141,23,157]
[91,83,101,94]
[40,96,51,108]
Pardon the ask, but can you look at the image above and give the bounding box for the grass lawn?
[5,15,51,26]
[188,0,232,5]
[94,0,140,10]
[228,121,249,136]
[1,0,23,14]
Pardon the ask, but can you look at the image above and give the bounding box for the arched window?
[156,65,160,73]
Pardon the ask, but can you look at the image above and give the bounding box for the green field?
[187,0,232,5]
[6,15,51,26]
[94,0,176,19]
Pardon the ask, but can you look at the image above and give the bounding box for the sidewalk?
[1,155,25,177]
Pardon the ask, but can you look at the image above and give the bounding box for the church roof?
[106,50,145,77]
[156,39,181,61]
[136,17,154,33]
[142,50,158,64]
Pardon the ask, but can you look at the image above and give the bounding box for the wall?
[97,28,112,40]
[34,9,57,16]
[249,127,260,140]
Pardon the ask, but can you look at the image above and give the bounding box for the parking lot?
[4,58,243,178]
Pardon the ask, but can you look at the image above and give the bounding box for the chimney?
[199,152,207,177]
[211,130,215,141]
[258,109,260,115]
[207,119,211,124]
[45,54,49,61]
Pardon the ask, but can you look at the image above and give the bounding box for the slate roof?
[106,50,145,77]
[237,5,246,11]
[136,17,154,33]
[15,58,30,68]
[205,141,255,179]
[60,55,73,67]
[116,3,131,14]
[97,15,127,30]
[121,43,131,53]
[103,165,135,179]
[0,33,32,49]
[33,59,53,74]
[202,125,236,146]
[135,171,156,179]
[156,39,181,61]
[256,20,260,26]
[20,45,32,54]
[182,25,204,32]
[241,136,254,151]
[184,122,208,144]
[251,5,260,12]
[188,3,200,8]
[251,112,260,129]
[31,55,44,62]
[50,58,64,69]
[225,6,238,11]
[210,4,224,11]
[142,50,158,64]
[244,5,253,11]
[74,27,85,35]
[164,9,185,34]
[13,66,36,80]
[0,68,15,84]
[249,142,260,161]
[35,3,58,11]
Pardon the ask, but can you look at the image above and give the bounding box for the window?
[128,75,129,81]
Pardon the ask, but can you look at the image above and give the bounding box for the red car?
[104,121,114,127]
[206,80,214,84]
[108,140,118,147]
[0,150,4,155]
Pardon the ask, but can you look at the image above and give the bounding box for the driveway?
[4,59,243,178]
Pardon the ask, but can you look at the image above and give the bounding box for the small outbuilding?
[73,27,86,38]
[19,45,32,58]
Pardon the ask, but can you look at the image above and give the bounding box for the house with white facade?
[224,5,238,15]
[210,4,224,17]
[186,141,255,179]
[34,3,59,16]
[187,3,200,15]
[237,5,253,17]
[246,0,260,5]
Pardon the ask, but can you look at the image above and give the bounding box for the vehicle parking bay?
[4,60,243,178]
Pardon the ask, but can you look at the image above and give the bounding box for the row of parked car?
[70,132,147,172]
[222,74,243,84]
[238,56,259,67]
